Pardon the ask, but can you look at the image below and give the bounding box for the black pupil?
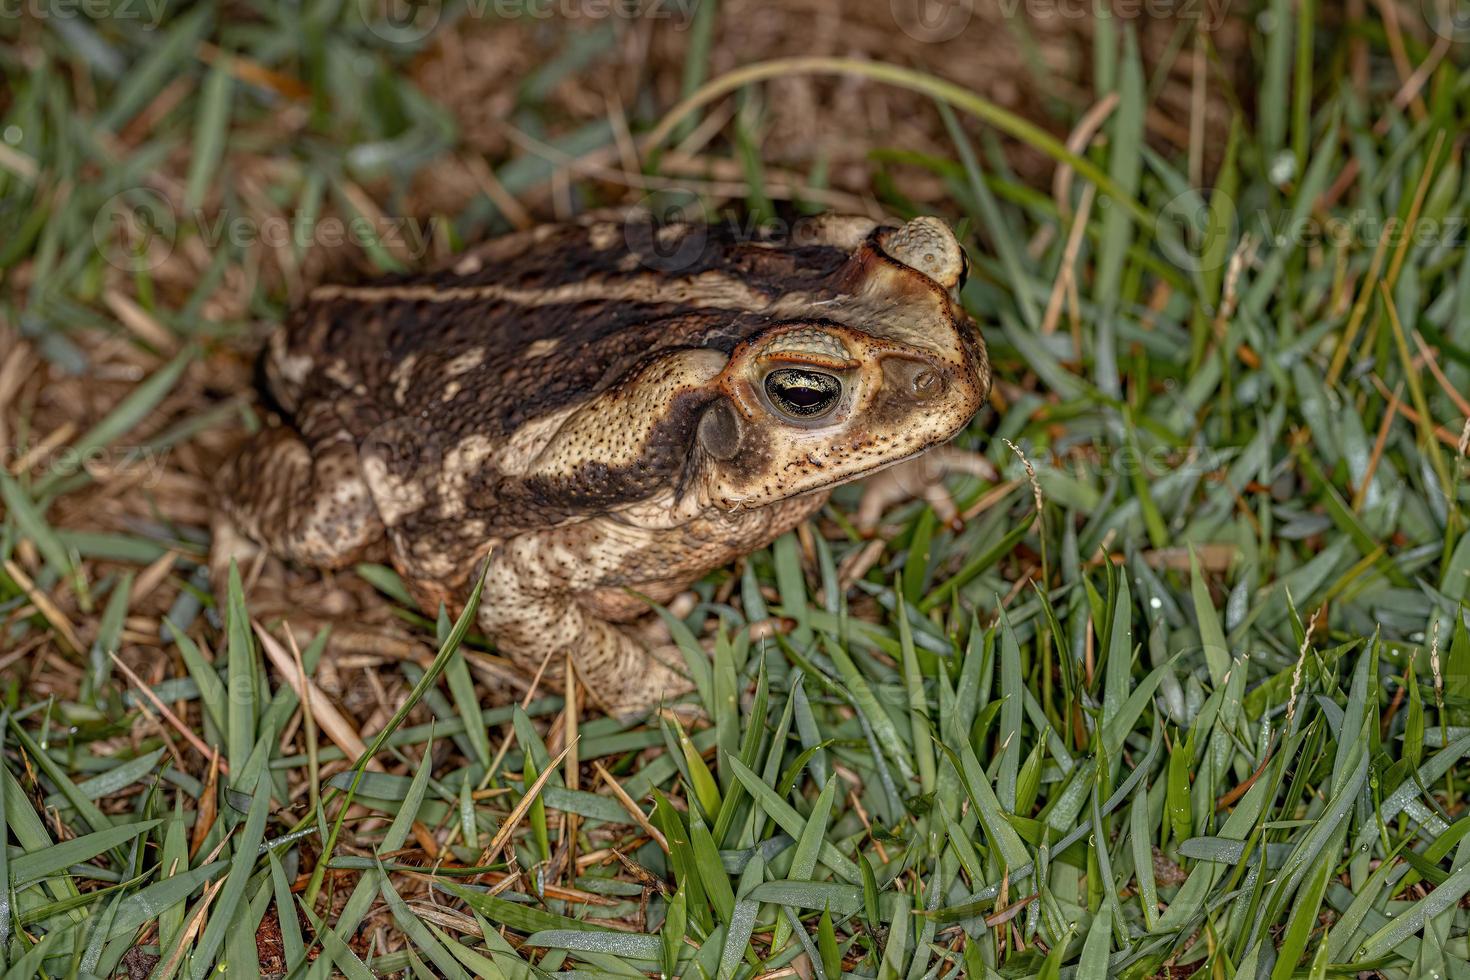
[766,369,840,418]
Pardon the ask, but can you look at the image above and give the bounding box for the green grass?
[2,4,1470,978]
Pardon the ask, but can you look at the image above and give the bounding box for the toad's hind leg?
[475,540,693,720]
[212,426,386,581]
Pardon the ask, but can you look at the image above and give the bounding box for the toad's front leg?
[470,532,694,720]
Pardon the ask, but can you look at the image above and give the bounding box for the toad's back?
[263,218,856,443]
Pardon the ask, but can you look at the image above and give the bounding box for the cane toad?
[215,213,990,717]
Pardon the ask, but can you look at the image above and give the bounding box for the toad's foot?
[855,446,999,534]
[612,643,699,720]
[475,549,696,722]
[498,616,695,722]
[209,512,265,598]
[841,446,999,587]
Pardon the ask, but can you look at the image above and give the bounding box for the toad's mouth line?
[703,434,970,514]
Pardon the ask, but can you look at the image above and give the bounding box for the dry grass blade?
[154,877,227,979]
[4,560,84,653]
[253,620,378,769]
[478,738,576,868]
[110,651,227,771]
[190,750,221,860]
[1411,329,1470,418]
[594,761,669,854]
[103,289,178,352]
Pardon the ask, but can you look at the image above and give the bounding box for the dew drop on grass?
[1268,151,1296,187]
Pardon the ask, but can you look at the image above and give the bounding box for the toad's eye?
[764,368,842,420]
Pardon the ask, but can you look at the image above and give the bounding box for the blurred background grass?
[3,0,1470,977]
